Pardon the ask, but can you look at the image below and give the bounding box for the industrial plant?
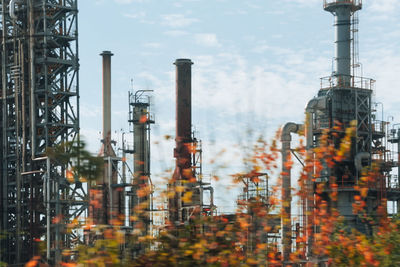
[0,0,400,266]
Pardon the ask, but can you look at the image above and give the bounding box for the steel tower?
[129,90,154,243]
[0,0,82,265]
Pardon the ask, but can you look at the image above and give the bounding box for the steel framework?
[128,89,154,252]
[0,0,82,265]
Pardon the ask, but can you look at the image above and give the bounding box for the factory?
[0,0,400,266]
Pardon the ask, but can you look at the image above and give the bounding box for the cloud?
[115,0,148,3]
[123,11,146,19]
[282,0,319,7]
[142,42,162,49]
[194,33,221,47]
[161,14,199,28]
[368,0,400,14]
[164,30,188,37]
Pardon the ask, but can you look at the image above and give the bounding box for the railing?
[323,0,362,8]
[320,75,375,90]
[388,175,400,190]
[130,111,155,124]
[371,120,385,135]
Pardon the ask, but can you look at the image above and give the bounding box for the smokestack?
[169,59,194,224]
[101,51,114,154]
[324,0,361,84]
[174,59,193,171]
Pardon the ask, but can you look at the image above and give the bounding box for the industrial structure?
[128,88,154,252]
[0,0,81,265]
[91,51,125,226]
[168,59,215,226]
[280,0,400,265]
[1,0,400,265]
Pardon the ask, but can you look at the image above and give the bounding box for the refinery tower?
[280,0,400,264]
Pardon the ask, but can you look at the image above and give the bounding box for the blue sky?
[78,0,400,212]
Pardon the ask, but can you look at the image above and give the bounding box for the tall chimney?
[101,51,114,154]
[174,59,193,171]
[169,59,194,224]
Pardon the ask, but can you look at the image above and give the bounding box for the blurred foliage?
[46,139,103,182]
[22,124,400,266]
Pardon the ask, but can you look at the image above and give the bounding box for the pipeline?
[10,0,23,20]
[281,122,302,264]
[304,97,326,259]
[355,152,370,171]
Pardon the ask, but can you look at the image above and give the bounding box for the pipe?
[355,152,370,171]
[281,122,302,265]
[46,157,51,261]
[1,1,8,261]
[100,51,114,156]
[29,0,36,158]
[10,0,23,20]
[304,97,326,260]
[302,95,330,259]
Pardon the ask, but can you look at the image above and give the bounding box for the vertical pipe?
[305,111,314,259]
[101,51,113,154]
[281,123,301,265]
[1,0,8,261]
[43,0,49,148]
[29,0,36,158]
[122,135,126,184]
[46,157,51,261]
[21,41,26,173]
[108,156,112,223]
[15,41,21,264]
[397,129,400,214]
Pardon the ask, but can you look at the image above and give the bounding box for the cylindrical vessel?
[324,0,361,85]
[334,6,351,79]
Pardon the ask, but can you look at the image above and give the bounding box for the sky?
[78,0,400,212]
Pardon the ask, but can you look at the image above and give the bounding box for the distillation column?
[129,89,154,242]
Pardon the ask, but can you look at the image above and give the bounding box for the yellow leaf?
[182,191,193,203]
[176,186,185,193]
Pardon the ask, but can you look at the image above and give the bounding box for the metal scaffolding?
[0,0,82,265]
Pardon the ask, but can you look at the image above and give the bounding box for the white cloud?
[115,0,148,3]
[123,11,146,19]
[142,42,162,49]
[189,49,327,125]
[194,33,221,47]
[161,14,199,28]
[368,0,400,14]
[164,30,188,37]
[282,0,319,7]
